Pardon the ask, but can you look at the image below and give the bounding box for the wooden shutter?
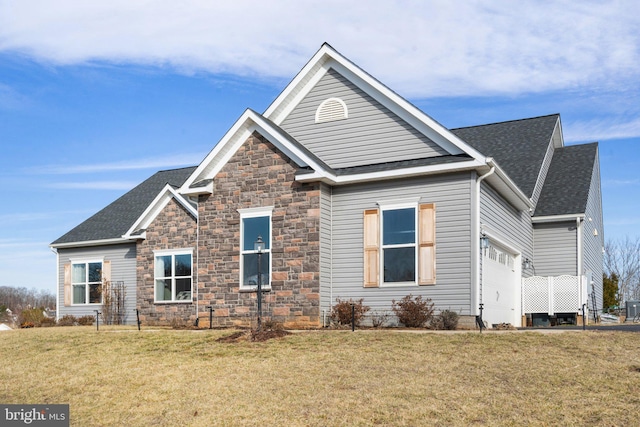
[102,260,111,285]
[363,209,380,287]
[418,203,436,285]
[63,263,71,306]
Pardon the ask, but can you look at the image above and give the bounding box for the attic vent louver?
[315,97,348,123]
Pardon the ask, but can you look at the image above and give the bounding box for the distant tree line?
[604,236,640,304]
[0,286,56,314]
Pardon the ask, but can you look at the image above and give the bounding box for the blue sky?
[0,1,639,292]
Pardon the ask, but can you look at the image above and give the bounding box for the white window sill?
[380,282,418,287]
[154,300,193,304]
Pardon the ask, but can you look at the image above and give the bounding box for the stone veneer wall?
[136,198,197,325]
[198,132,321,328]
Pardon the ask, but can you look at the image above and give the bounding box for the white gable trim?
[532,214,585,223]
[50,237,131,249]
[296,159,484,185]
[179,109,334,194]
[122,185,197,240]
[264,43,487,162]
[483,160,533,211]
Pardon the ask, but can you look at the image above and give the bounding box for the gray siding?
[480,181,533,266]
[57,243,137,324]
[582,155,604,310]
[280,68,448,169]
[319,183,333,320]
[533,222,577,276]
[325,172,474,315]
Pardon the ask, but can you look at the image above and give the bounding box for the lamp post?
[254,235,265,331]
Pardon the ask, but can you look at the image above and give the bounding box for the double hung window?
[239,207,272,289]
[364,202,435,287]
[154,250,192,302]
[71,261,103,304]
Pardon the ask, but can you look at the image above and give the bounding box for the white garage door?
[483,243,519,327]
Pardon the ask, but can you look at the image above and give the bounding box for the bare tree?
[604,237,640,302]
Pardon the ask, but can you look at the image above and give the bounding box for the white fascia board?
[532,214,585,223]
[180,181,213,196]
[296,159,484,185]
[264,44,487,162]
[181,110,333,192]
[483,162,533,211]
[179,109,256,193]
[123,185,197,239]
[552,116,564,149]
[50,237,132,249]
[264,45,332,122]
[329,60,483,159]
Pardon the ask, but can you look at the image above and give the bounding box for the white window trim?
[379,201,419,287]
[239,207,273,291]
[69,258,104,306]
[153,248,194,304]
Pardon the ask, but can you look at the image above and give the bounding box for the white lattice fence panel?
[522,276,549,313]
[553,275,580,313]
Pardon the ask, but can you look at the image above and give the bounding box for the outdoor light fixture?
[254,235,264,331]
[480,235,490,250]
[254,235,265,253]
[523,258,532,270]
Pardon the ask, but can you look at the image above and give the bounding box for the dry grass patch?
[1,327,640,426]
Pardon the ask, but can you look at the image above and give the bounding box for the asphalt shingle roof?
[451,114,560,198]
[534,143,598,217]
[51,166,196,245]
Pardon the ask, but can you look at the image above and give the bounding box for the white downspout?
[475,158,495,315]
[195,205,200,324]
[51,247,59,322]
[576,216,584,311]
[329,185,333,325]
[576,216,583,277]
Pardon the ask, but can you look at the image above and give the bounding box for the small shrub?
[57,314,77,327]
[18,308,45,327]
[263,319,284,331]
[331,298,370,326]
[430,309,459,330]
[77,315,95,326]
[392,294,434,328]
[39,317,57,327]
[370,310,391,328]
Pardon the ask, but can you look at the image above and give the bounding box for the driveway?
[524,323,640,332]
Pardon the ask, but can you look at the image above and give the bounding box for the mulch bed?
[216,329,292,343]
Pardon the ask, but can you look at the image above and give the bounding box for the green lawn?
[1,327,639,426]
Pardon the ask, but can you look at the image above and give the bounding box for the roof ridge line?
[451,113,560,131]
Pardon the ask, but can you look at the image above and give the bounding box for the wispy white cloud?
[0,239,49,250]
[603,178,640,188]
[30,152,204,175]
[565,116,640,143]
[1,1,638,98]
[0,210,96,223]
[0,82,30,110]
[45,181,139,190]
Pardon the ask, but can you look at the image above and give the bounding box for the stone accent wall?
[198,132,321,328]
[137,198,197,325]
